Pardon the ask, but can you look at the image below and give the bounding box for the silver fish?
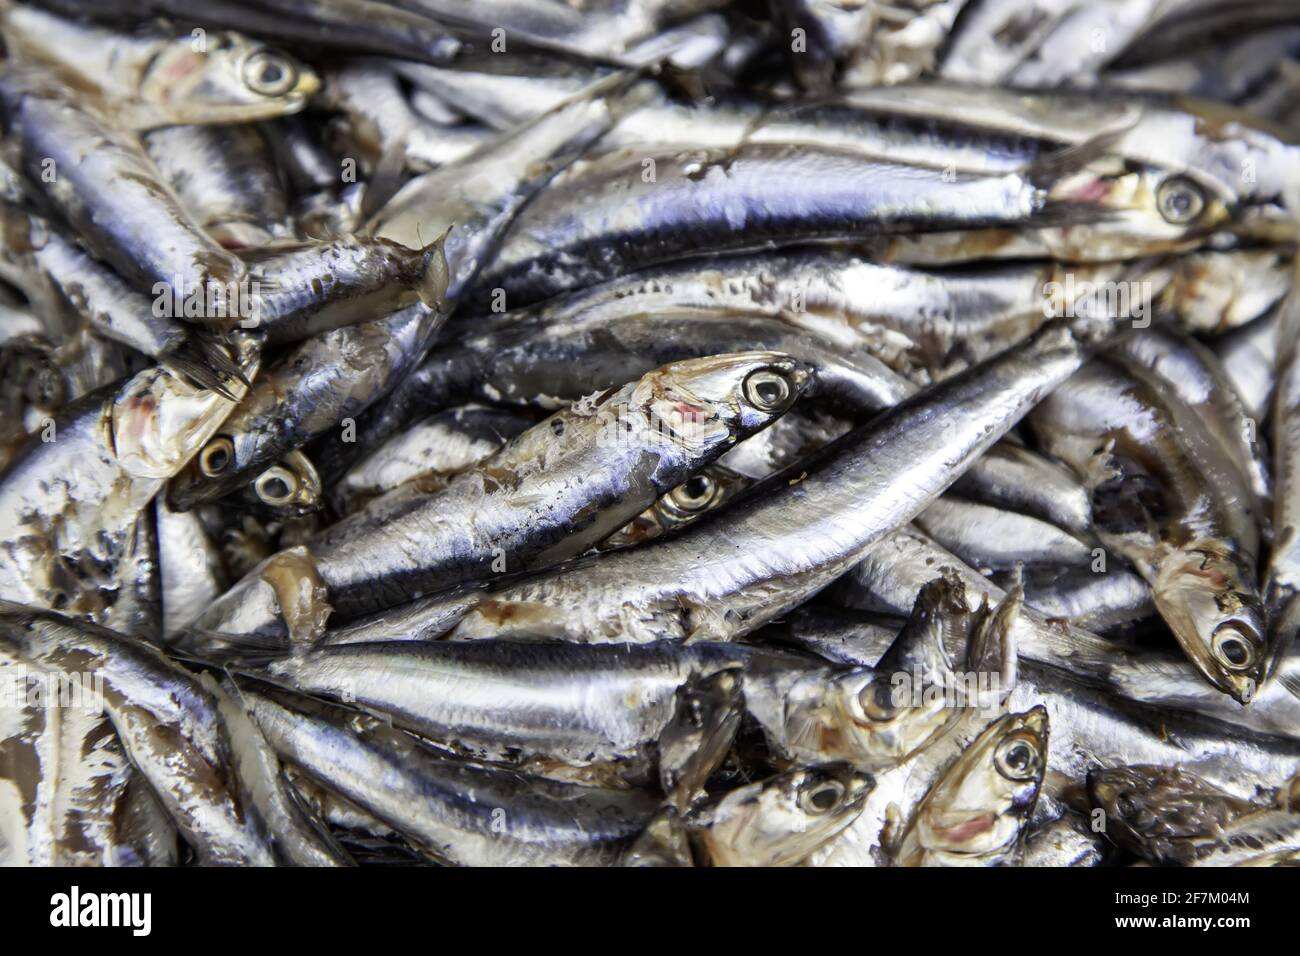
[0,69,249,317]
[886,707,1049,867]
[332,404,533,513]
[0,3,319,129]
[436,319,1120,645]
[1030,358,1268,701]
[839,525,1300,739]
[0,340,256,620]
[0,603,348,865]
[687,765,873,866]
[241,682,660,867]
[1088,764,1300,866]
[188,352,811,642]
[143,125,293,250]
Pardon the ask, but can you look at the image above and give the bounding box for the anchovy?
[1029,358,1267,701]
[143,125,293,250]
[0,69,249,316]
[167,301,445,511]
[0,646,178,865]
[1088,764,1300,866]
[186,352,812,642]
[262,639,749,785]
[1108,326,1271,517]
[915,496,1098,572]
[156,499,226,639]
[0,340,257,620]
[30,0,463,65]
[685,765,873,866]
[838,525,1300,739]
[0,4,319,129]
[433,319,1120,645]
[0,603,348,865]
[839,81,1300,240]
[467,140,1117,309]
[243,235,447,344]
[240,682,660,867]
[887,707,1048,867]
[332,404,533,513]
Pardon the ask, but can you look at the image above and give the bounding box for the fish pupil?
[1218,637,1248,666]
[810,787,838,810]
[263,476,290,499]
[684,475,710,500]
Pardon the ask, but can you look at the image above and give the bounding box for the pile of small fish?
[3,0,1300,868]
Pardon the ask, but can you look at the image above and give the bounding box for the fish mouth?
[1014,704,1049,741]
[293,70,323,100]
[1084,767,1144,826]
[842,772,875,811]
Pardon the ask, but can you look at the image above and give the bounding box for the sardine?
[187,352,812,642]
[887,707,1048,866]
[0,4,319,129]
[0,603,348,865]
[240,682,660,867]
[435,318,1121,645]
[1029,358,1268,701]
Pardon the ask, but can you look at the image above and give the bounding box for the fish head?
[140,32,320,125]
[694,764,872,867]
[170,384,284,510]
[806,666,961,773]
[1047,157,1232,259]
[797,578,978,771]
[1079,99,1300,245]
[630,352,812,456]
[1151,543,1268,704]
[913,706,1048,861]
[246,450,324,518]
[881,573,1019,702]
[112,338,258,481]
[1086,764,1249,864]
[602,466,747,549]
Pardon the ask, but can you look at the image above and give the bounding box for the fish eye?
[798,778,845,814]
[742,368,794,412]
[1156,176,1206,225]
[1213,626,1256,671]
[199,437,235,477]
[858,681,901,722]
[255,466,298,505]
[994,733,1041,781]
[243,51,299,97]
[666,474,718,514]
